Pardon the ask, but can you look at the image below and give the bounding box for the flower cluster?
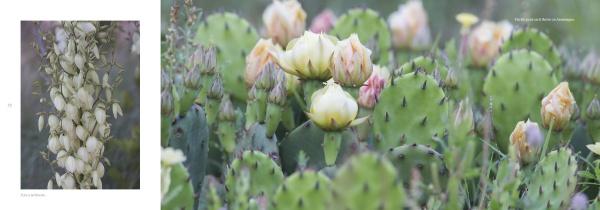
[37,21,124,189]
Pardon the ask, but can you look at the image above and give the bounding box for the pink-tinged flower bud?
[245,39,282,87]
[570,192,589,210]
[468,20,512,67]
[263,0,307,46]
[310,9,336,33]
[388,0,432,50]
[275,31,337,80]
[510,120,543,163]
[541,82,576,131]
[331,34,373,87]
[357,65,389,108]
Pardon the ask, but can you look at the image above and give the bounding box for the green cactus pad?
[330,8,392,65]
[195,12,259,102]
[224,150,284,202]
[161,163,194,210]
[272,170,332,210]
[372,71,448,150]
[235,123,279,162]
[522,148,578,210]
[168,104,209,194]
[395,56,448,82]
[279,120,359,173]
[483,49,557,152]
[331,153,405,210]
[487,156,522,210]
[198,176,225,210]
[386,144,447,203]
[501,27,562,71]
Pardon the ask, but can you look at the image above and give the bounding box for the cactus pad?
[395,56,448,81]
[272,170,332,210]
[224,150,284,202]
[522,148,578,210]
[373,71,448,150]
[330,8,391,65]
[195,12,259,102]
[161,163,195,210]
[501,27,562,71]
[483,49,557,152]
[235,123,280,162]
[331,153,405,210]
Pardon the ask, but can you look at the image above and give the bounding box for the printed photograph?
[160,0,600,209]
[21,21,140,189]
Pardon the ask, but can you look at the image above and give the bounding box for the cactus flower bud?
[218,95,235,122]
[161,147,186,166]
[388,0,432,50]
[183,66,201,89]
[541,82,576,131]
[200,47,217,75]
[275,31,337,80]
[468,20,512,67]
[587,142,600,155]
[510,120,543,163]
[307,81,362,131]
[161,90,174,116]
[444,68,459,88]
[357,65,389,108]
[268,82,287,106]
[581,50,600,85]
[254,62,276,90]
[586,95,600,120]
[207,75,224,99]
[262,0,306,46]
[245,39,282,87]
[455,13,479,34]
[310,9,336,33]
[331,34,373,87]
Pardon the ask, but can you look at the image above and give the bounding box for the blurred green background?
[161,0,600,50]
[21,21,140,189]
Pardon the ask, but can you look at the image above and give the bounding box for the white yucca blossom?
[38,21,123,189]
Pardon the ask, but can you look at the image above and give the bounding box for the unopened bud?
[255,62,276,90]
[268,82,287,106]
[587,95,600,120]
[218,95,235,121]
[207,75,224,99]
[541,82,576,131]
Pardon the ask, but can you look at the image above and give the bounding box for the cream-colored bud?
[65,103,79,122]
[245,39,282,87]
[97,162,105,178]
[357,65,389,109]
[468,20,512,67]
[161,147,186,166]
[76,159,85,174]
[76,125,89,141]
[262,0,307,46]
[77,147,90,162]
[587,142,600,155]
[331,34,373,87]
[388,0,431,49]
[82,111,95,131]
[103,73,110,88]
[86,136,99,153]
[275,31,337,80]
[87,70,100,85]
[66,156,76,173]
[98,123,110,138]
[60,135,71,152]
[112,103,123,119]
[52,95,66,111]
[95,106,107,125]
[48,136,61,154]
[48,115,60,131]
[510,120,543,163]
[307,81,361,131]
[61,118,74,133]
[73,72,84,88]
[77,88,94,110]
[47,179,53,189]
[56,151,67,168]
[38,115,44,132]
[61,173,76,189]
[74,53,86,70]
[541,82,576,131]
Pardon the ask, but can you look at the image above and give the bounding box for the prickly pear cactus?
[234,123,279,161]
[272,170,332,210]
[331,153,405,210]
[501,28,562,71]
[162,163,195,210]
[483,49,557,152]
[279,120,360,173]
[195,12,259,102]
[487,154,522,210]
[373,71,448,150]
[330,8,391,65]
[522,148,578,210]
[198,176,225,210]
[395,56,448,81]
[168,104,210,194]
[224,150,284,203]
[386,143,446,204]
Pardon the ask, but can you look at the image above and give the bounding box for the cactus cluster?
[161,0,600,209]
